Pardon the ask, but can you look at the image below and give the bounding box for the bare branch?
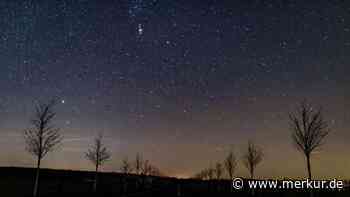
[289,102,330,156]
[132,153,162,176]
[134,153,143,175]
[120,157,133,174]
[85,133,111,168]
[289,101,330,179]
[242,141,263,179]
[215,162,223,180]
[24,99,62,160]
[224,151,237,179]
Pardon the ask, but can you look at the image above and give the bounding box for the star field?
[0,0,349,178]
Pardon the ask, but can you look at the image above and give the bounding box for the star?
[138,24,144,36]
[0,0,348,180]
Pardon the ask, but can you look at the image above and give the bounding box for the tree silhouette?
[141,159,150,175]
[140,159,162,176]
[207,167,215,180]
[289,101,330,180]
[85,133,111,192]
[193,169,207,180]
[224,151,237,180]
[194,167,215,180]
[242,141,263,179]
[215,162,223,180]
[120,157,133,174]
[148,164,162,176]
[24,100,62,197]
[134,153,143,175]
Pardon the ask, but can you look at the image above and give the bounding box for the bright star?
[138,24,143,36]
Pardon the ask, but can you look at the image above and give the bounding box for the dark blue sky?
[0,0,349,178]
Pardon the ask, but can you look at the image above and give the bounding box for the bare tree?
[141,159,162,176]
[193,169,207,180]
[133,154,163,190]
[141,159,150,175]
[120,156,133,195]
[148,164,162,176]
[24,100,62,197]
[224,151,237,180]
[289,101,330,180]
[207,167,215,180]
[242,141,263,179]
[194,168,215,180]
[140,159,162,176]
[194,167,215,180]
[120,157,133,174]
[215,162,223,180]
[134,153,143,175]
[85,133,111,192]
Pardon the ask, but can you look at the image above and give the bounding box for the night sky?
[0,0,349,179]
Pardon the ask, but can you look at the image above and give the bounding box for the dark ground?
[0,167,348,197]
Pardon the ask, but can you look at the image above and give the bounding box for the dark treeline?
[1,167,349,197]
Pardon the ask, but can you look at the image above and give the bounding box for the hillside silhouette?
[1,167,348,197]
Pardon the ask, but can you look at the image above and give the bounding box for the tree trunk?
[250,168,255,196]
[94,164,98,193]
[306,155,312,180]
[251,169,256,197]
[306,156,313,197]
[250,168,254,179]
[33,157,41,197]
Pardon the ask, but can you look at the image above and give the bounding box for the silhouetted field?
[0,167,348,197]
